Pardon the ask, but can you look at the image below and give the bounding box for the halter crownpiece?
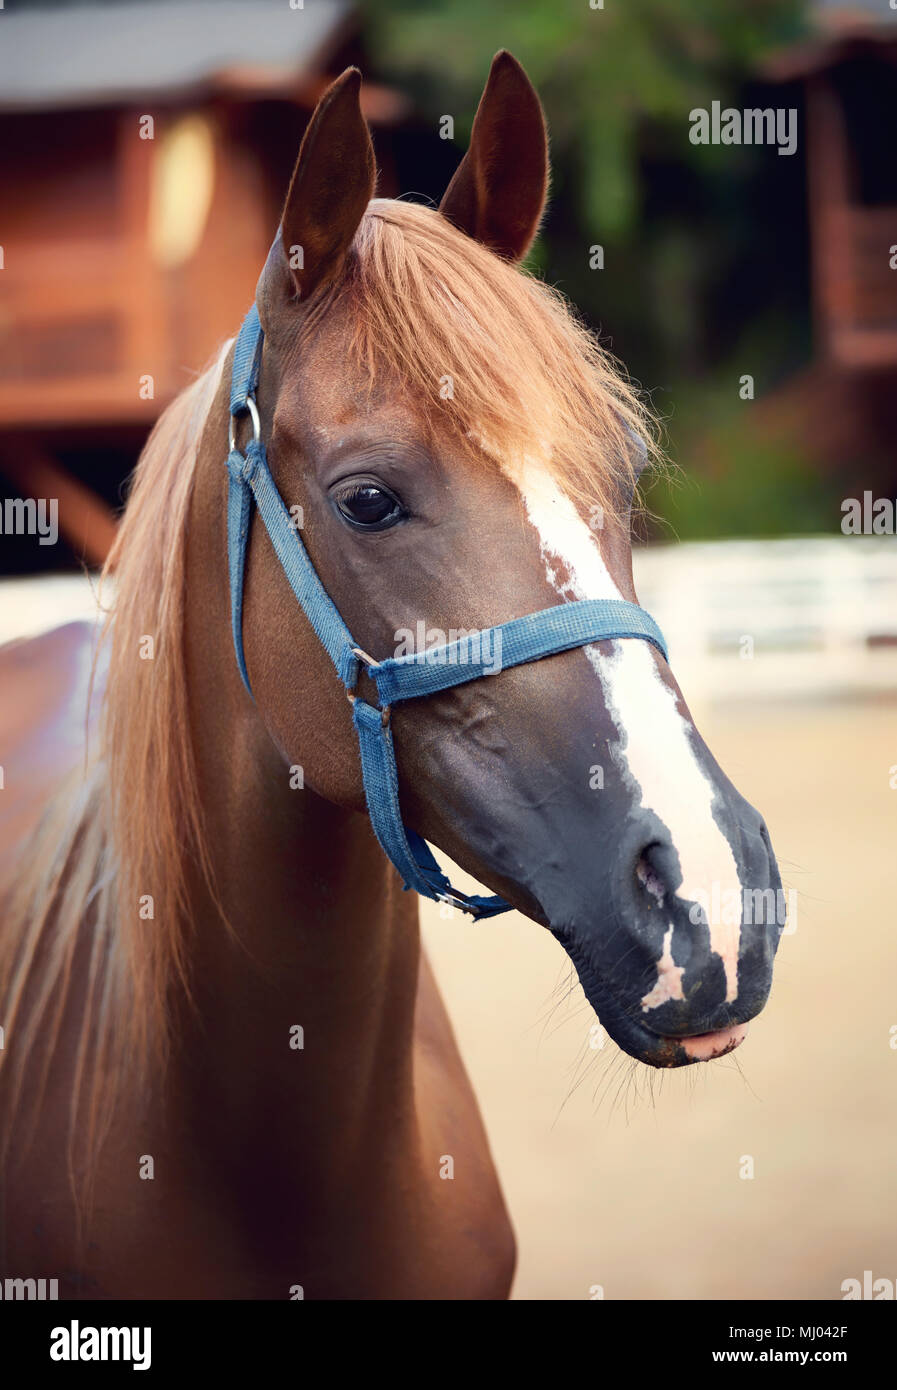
[225,304,669,919]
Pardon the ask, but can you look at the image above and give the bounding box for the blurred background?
[1,0,895,1299]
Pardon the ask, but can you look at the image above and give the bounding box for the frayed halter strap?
[225,304,668,919]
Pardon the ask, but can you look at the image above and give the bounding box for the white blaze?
[640,926,685,1010]
[506,462,743,1005]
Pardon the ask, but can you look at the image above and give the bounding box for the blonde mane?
[0,343,230,1187]
[0,200,657,1187]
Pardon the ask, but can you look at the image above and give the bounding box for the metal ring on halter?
[228,395,261,454]
[346,647,391,725]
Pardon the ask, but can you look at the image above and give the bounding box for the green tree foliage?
[364,0,805,237]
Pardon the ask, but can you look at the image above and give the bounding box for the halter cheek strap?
[226,304,669,919]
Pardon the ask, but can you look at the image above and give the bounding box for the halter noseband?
[225,304,668,919]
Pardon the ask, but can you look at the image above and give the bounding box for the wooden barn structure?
[0,0,408,568]
[766,1,897,368]
[757,2,897,479]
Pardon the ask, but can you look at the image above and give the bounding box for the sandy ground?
[421,696,897,1300]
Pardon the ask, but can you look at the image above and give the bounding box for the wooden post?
[805,73,853,363]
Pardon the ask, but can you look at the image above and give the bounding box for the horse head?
[235,54,783,1069]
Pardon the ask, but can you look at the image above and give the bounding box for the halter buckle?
[436,887,478,915]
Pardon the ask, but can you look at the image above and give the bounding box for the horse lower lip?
[677,1023,749,1060]
[557,936,755,1066]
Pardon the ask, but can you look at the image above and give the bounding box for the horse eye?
[333,481,405,531]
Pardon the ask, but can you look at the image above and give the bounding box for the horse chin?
[557,934,750,1069]
[607,1015,748,1070]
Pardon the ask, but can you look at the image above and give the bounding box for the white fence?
[0,572,102,647]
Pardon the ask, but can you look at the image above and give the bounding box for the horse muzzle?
[551,800,784,1067]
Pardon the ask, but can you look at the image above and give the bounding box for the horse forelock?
[321,198,658,521]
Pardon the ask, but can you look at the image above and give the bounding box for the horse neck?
[170,382,422,1185]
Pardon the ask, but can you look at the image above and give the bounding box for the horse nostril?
[636,854,666,906]
[635,841,680,910]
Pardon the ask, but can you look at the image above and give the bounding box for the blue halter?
[226,304,668,919]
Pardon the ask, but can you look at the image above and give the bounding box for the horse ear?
[439,51,548,262]
[278,67,376,300]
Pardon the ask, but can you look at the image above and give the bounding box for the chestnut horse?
[0,54,782,1299]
